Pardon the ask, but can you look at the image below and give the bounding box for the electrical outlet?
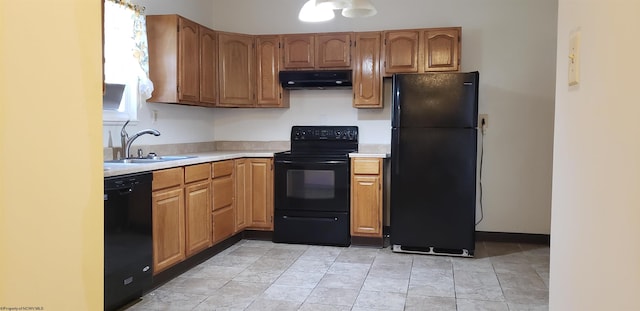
[479,114,488,134]
[568,31,581,86]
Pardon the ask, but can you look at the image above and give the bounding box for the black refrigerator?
[390,72,479,257]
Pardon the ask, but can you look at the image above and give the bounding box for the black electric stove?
[273,126,358,246]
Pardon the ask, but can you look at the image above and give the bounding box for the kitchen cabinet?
[199,26,217,105]
[246,158,274,230]
[283,34,314,69]
[283,33,352,70]
[152,167,185,275]
[382,30,420,75]
[350,158,383,238]
[382,27,461,76]
[211,160,235,243]
[423,27,460,72]
[184,163,212,256]
[256,36,289,108]
[316,33,352,69]
[218,32,255,107]
[353,32,382,108]
[234,159,249,232]
[146,15,202,105]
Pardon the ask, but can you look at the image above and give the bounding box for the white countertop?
[104,150,389,177]
[349,152,390,158]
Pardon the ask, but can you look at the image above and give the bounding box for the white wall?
[550,0,640,309]
[210,0,558,234]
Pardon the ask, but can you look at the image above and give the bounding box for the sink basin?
[104,155,197,165]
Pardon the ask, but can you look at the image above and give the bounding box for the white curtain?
[104,0,153,105]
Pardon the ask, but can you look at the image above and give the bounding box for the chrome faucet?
[120,120,161,159]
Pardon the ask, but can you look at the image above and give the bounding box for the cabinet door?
[283,34,315,69]
[351,158,383,237]
[316,33,352,68]
[383,30,419,75]
[423,28,460,72]
[199,26,217,105]
[248,159,274,230]
[218,32,255,107]
[234,159,249,232]
[152,187,185,274]
[353,32,382,108]
[256,36,288,108]
[177,17,200,103]
[185,180,212,256]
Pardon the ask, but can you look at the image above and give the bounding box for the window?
[102,0,153,123]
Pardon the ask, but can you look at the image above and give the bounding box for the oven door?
[274,156,350,213]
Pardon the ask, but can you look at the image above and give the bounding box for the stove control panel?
[291,126,358,141]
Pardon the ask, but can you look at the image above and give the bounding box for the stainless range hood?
[279,70,352,89]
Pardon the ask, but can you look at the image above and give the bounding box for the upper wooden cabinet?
[199,26,217,106]
[382,27,460,76]
[218,32,255,107]
[423,28,460,72]
[147,15,214,106]
[316,33,352,68]
[283,33,352,70]
[256,36,289,108]
[353,32,382,108]
[283,34,315,69]
[146,21,461,109]
[382,30,420,75]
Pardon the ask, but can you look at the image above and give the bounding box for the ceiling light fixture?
[342,0,377,18]
[299,0,335,22]
[299,0,377,23]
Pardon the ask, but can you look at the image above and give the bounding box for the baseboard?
[475,231,550,245]
[243,230,273,241]
[351,236,385,248]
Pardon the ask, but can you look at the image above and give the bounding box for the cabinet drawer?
[212,175,233,211]
[212,160,233,178]
[185,163,211,183]
[212,206,235,243]
[153,167,184,190]
[352,158,381,175]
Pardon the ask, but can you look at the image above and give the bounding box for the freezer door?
[392,72,479,128]
[390,127,476,251]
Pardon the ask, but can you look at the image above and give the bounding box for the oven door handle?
[282,215,339,222]
[276,159,347,165]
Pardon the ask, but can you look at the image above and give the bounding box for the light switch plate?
[568,31,581,86]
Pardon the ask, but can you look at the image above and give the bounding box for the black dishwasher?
[104,172,153,311]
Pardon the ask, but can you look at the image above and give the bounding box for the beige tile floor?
[126,239,549,311]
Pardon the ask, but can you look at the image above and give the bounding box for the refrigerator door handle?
[392,128,400,175]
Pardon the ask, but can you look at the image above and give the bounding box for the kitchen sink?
[104,155,197,164]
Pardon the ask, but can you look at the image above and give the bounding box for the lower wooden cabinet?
[234,159,249,232]
[350,158,383,238]
[184,163,212,256]
[212,160,235,243]
[246,158,274,230]
[152,168,186,275]
[237,158,274,231]
[150,158,274,275]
